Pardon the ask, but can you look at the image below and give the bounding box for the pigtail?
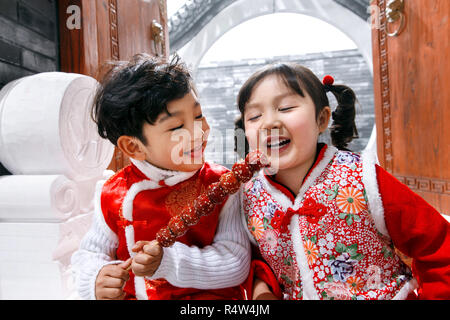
[326,84,359,151]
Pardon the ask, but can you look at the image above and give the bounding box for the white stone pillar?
[0,72,114,299]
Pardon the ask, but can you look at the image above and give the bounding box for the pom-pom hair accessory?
[323,75,334,92]
[322,75,334,86]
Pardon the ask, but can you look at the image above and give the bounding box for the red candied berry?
[206,182,227,204]
[245,150,270,172]
[219,171,241,194]
[231,160,254,183]
[156,226,176,247]
[194,192,216,217]
[180,205,200,226]
[168,215,189,237]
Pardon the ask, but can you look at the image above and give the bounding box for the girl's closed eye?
[247,113,262,121]
[195,113,204,120]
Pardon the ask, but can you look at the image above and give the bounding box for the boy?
[71,54,251,300]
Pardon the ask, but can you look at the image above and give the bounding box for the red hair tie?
[322,75,334,86]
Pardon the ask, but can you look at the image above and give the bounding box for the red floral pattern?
[243,150,414,300]
[270,210,284,231]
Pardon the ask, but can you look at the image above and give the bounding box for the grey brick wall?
[196,49,374,168]
[0,0,60,175]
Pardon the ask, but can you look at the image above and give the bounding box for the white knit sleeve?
[70,181,122,300]
[147,190,251,289]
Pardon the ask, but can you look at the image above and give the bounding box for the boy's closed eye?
[169,124,183,131]
[279,106,296,112]
[168,114,204,131]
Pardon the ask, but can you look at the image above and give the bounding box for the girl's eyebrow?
[273,92,297,104]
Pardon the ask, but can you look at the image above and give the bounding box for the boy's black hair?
[236,63,358,153]
[92,53,194,146]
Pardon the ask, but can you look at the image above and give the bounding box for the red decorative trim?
[395,175,450,195]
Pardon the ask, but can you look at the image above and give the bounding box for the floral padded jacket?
[242,144,450,300]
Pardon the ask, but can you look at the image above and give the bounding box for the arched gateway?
[169,0,373,73]
[167,0,376,157]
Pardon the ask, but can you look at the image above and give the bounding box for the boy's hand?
[131,240,163,277]
[95,258,131,300]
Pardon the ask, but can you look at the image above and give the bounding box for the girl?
[237,63,450,300]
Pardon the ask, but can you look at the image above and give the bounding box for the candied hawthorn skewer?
[155,150,269,247]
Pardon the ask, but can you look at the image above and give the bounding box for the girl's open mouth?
[266,137,291,153]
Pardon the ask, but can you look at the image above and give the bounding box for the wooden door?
[372,0,449,214]
[58,0,169,171]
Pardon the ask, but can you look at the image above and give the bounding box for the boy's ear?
[117,136,147,161]
[318,106,331,133]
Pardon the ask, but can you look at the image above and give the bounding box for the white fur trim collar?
[361,149,390,238]
[257,145,338,211]
[293,145,337,209]
[129,158,198,187]
[290,215,320,300]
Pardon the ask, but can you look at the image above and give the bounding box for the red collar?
[263,143,328,202]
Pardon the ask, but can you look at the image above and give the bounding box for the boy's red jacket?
[101,162,241,299]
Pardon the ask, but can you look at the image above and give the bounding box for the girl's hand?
[252,278,279,300]
[131,240,163,277]
[95,258,131,300]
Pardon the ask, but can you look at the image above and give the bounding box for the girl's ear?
[318,106,331,133]
[117,136,147,161]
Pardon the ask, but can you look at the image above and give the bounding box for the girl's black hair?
[326,83,359,151]
[92,53,194,146]
[236,63,358,154]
